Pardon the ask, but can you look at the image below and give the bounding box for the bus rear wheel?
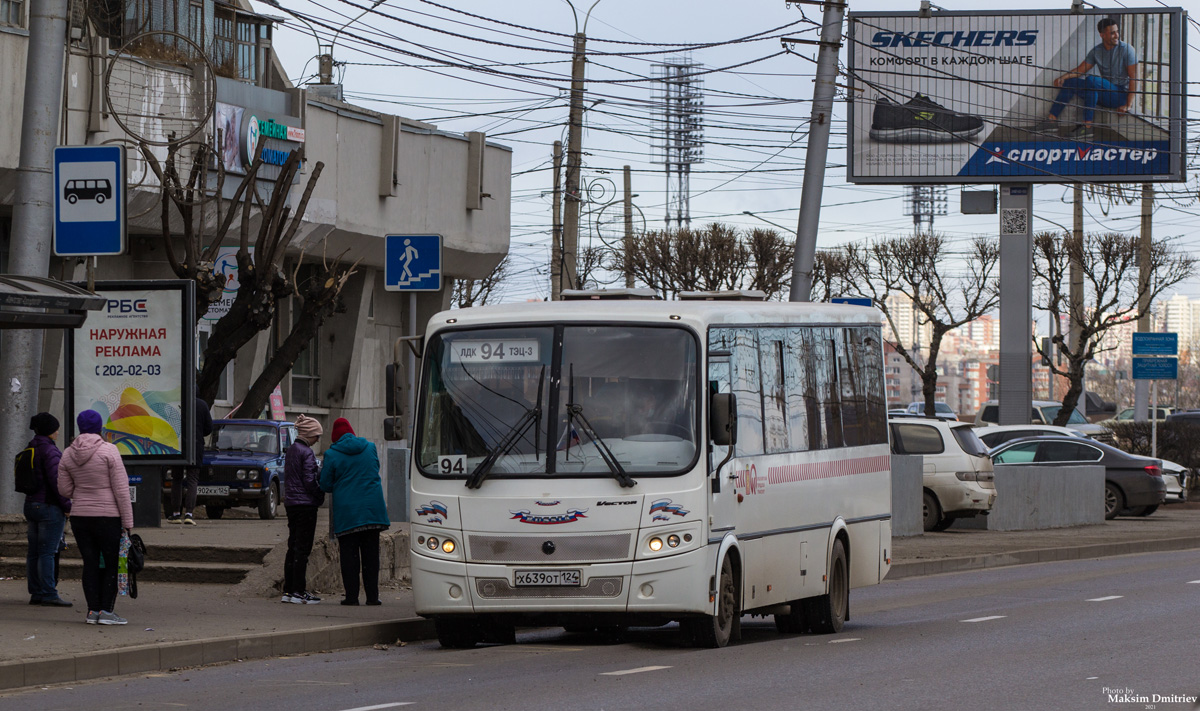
[804,538,848,634]
[689,556,738,648]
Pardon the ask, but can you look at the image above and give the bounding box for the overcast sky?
[254,0,1200,304]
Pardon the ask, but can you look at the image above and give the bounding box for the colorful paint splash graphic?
[90,387,182,455]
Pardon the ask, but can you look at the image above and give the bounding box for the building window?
[0,0,23,28]
[214,6,269,83]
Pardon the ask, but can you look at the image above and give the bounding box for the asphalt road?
[5,550,1200,711]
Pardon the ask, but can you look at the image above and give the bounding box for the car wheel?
[436,617,480,649]
[205,505,225,520]
[258,481,279,520]
[931,516,955,532]
[922,491,942,532]
[1104,483,1124,520]
[690,555,738,648]
[1135,504,1158,517]
[804,538,849,634]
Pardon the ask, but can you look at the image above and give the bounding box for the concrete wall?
[891,455,924,537]
[962,465,1105,531]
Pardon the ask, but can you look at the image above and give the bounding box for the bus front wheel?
[689,555,738,648]
[436,617,480,649]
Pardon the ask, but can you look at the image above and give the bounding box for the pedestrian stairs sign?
[385,234,442,292]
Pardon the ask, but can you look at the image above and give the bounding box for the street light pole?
[559,0,602,298]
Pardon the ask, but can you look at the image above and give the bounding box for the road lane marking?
[961,616,1007,623]
[1189,580,1200,584]
[828,638,861,643]
[1086,596,1124,602]
[600,666,672,676]
[336,704,415,711]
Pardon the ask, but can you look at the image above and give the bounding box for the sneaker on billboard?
[1028,119,1060,134]
[97,610,128,625]
[1070,123,1094,141]
[870,93,984,143]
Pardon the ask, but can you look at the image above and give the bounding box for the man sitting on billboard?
[1032,18,1138,141]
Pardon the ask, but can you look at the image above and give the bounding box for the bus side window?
[730,328,764,457]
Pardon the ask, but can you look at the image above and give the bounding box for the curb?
[0,616,437,692]
[887,535,1200,580]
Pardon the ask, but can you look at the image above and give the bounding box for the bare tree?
[1033,231,1196,426]
[745,228,793,298]
[845,234,1000,416]
[453,255,510,308]
[810,249,853,303]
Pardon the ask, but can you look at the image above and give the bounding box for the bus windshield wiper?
[564,366,636,488]
[464,366,544,489]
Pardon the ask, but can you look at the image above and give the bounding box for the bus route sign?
[53,145,127,257]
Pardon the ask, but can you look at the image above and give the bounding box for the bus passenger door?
[708,356,737,533]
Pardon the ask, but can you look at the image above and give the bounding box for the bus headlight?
[441,539,456,554]
[648,537,664,552]
[427,537,439,550]
[667,534,681,548]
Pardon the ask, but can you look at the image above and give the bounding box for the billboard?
[846,8,1186,184]
[67,280,197,465]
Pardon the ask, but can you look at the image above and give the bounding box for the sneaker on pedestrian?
[365,599,381,606]
[300,592,322,604]
[86,610,100,625]
[97,610,128,625]
[29,596,44,605]
[183,514,196,526]
[869,93,984,143]
[167,514,182,524]
[281,592,298,603]
[340,598,359,606]
[40,597,73,607]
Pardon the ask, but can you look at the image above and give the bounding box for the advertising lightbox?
[846,8,1186,184]
[67,280,197,465]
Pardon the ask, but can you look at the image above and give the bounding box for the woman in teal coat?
[319,418,390,605]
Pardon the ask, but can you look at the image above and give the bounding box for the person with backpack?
[318,418,389,606]
[20,412,72,607]
[281,415,325,604]
[58,410,134,625]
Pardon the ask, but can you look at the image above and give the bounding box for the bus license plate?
[514,570,581,587]
[198,486,229,496]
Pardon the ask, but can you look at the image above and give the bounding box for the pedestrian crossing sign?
[385,234,442,292]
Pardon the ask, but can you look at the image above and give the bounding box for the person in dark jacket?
[282,414,325,604]
[319,418,389,606]
[168,395,214,525]
[24,412,72,607]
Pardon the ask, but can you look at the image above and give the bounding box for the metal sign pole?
[1152,380,1157,459]
[998,184,1034,426]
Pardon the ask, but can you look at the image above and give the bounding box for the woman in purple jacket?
[281,415,325,604]
[24,412,72,607]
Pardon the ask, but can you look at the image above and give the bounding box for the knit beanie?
[295,414,323,444]
[30,412,60,437]
[331,417,354,443]
[77,410,103,435]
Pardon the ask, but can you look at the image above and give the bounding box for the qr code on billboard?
[1001,208,1028,235]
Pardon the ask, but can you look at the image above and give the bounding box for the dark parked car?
[163,419,296,520]
[990,435,1166,520]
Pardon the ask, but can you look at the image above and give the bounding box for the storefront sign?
[67,280,196,464]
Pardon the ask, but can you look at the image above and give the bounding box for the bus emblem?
[535,500,561,506]
[510,509,588,525]
[415,501,449,519]
[648,499,689,517]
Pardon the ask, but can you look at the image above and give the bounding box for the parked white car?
[1159,459,1188,507]
[975,400,1113,443]
[890,416,996,532]
[976,424,1090,451]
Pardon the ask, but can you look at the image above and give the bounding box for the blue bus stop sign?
[53,145,126,256]
[385,235,442,292]
[831,296,873,307]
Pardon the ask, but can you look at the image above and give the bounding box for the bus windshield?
[417,325,699,478]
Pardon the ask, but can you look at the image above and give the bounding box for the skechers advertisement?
[846,9,1186,184]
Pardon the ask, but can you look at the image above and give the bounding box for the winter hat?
[296,414,323,444]
[331,417,354,443]
[30,412,60,437]
[77,409,103,435]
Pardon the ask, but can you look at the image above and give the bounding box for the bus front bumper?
[412,545,714,617]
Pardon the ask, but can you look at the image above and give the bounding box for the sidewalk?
[2,505,1198,691]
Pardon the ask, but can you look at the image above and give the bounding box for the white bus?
[409,292,892,648]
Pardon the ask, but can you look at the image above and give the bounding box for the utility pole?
[561,32,587,295]
[0,0,71,514]
[623,164,634,288]
[550,141,563,300]
[1071,183,1085,411]
[1134,182,1153,420]
[788,0,845,302]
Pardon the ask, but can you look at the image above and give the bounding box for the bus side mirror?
[710,392,737,447]
[383,417,404,442]
[385,363,402,416]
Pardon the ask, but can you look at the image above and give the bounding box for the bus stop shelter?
[0,274,105,328]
